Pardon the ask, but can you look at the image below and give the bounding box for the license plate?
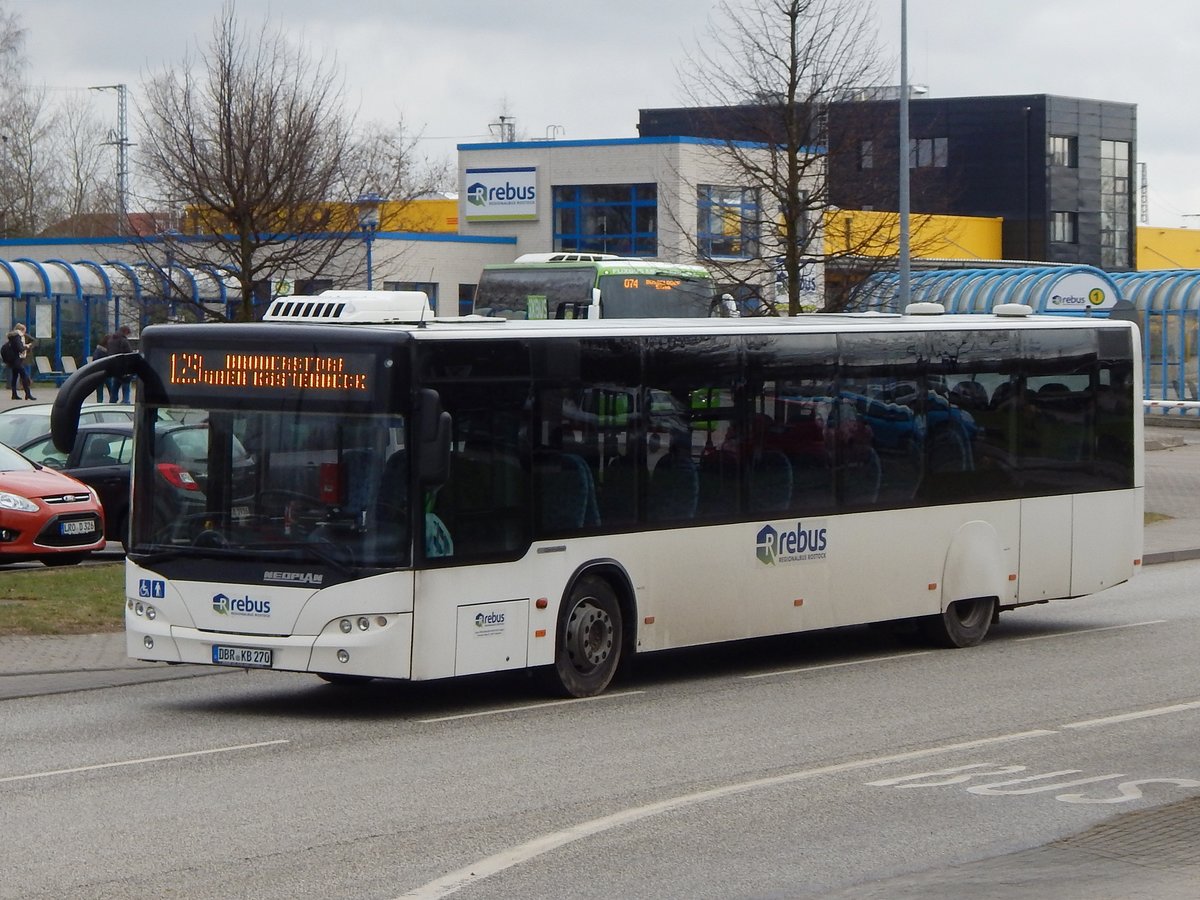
[60,520,96,536]
[212,645,273,668]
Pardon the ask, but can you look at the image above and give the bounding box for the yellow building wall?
[823,209,1003,260]
[1137,225,1200,271]
[182,197,458,235]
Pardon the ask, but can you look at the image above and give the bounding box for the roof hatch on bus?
[263,290,433,324]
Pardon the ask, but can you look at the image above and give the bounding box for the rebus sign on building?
[464,166,538,222]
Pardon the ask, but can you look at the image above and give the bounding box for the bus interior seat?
[598,453,638,524]
[697,447,738,517]
[535,450,600,532]
[375,450,408,521]
[989,381,1017,410]
[340,448,378,512]
[949,380,989,411]
[648,444,699,522]
[749,450,794,512]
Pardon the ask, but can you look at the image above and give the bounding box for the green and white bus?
[473,252,727,320]
[52,292,1142,698]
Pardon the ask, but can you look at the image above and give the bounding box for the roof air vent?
[903,302,945,315]
[263,290,432,324]
[993,303,1034,317]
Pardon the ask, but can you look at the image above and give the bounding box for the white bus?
[473,253,728,320]
[53,293,1143,697]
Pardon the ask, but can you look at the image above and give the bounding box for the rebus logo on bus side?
[756,521,828,566]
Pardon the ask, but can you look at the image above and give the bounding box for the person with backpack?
[3,322,36,401]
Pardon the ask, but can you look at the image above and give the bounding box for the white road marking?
[1062,698,1200,729]
[0,740,289,784]
[398,688,1200,898]
[742,651,932,680]
[1014,620,1166,642]
[418,691,645,723]
[394,729,1054,900]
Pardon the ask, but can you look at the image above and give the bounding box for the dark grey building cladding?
[639,94,1138,271]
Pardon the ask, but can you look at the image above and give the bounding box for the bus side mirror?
[51,353,150,453]
[416,388,451,487]
[589,287,602,319]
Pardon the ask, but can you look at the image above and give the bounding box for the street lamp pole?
[898,0,911,306]
[356,193,385,290]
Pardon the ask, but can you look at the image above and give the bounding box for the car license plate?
[60,520,96,536]
[212,645,273,668]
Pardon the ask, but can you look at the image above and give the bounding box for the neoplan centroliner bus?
[53,291,1143,698]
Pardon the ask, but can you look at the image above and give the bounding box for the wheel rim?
[564,599,614,675]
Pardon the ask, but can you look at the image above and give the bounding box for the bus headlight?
[339,619,352,634]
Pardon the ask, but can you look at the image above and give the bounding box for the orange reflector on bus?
[793,598,804,607]
[644,616,655,625]
[1008,573,1018,581]
[1134,558,1142,566]
[535,598,548,609]
[534,629,546,638]
[927,583,937,591]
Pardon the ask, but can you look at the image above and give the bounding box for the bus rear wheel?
[920,597,995,648]
[552,575,623,698]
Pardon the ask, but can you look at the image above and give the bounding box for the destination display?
[164,350,374,396]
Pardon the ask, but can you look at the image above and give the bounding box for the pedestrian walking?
[3,322,37,401]
[106,325,134,403]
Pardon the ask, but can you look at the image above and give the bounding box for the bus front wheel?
[552,576,623,698]
[920,597,995,648]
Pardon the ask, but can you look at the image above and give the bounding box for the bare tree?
[675,0,895,314]
[47,92,113,225]
[136,5,371,321]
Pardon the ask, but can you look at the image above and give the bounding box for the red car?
[0,441,106,566]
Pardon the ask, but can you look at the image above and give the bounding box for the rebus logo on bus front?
[756,521,829,566]
[212,592,272,617]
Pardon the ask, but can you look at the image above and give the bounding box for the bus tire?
[552,575,623,698]
[920,596,995,648]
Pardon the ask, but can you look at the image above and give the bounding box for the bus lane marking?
[395,729,1054,900]
[742,651,932,680]
[867,762,1200,805]
[1013,620,1167,642]
[0,740,289,785]
[418,690,646,723]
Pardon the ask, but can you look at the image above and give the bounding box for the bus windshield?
[474,267,597,319]
[132,407,410,569]
[596,273,716,317]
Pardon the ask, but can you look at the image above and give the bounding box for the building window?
[858,140,874,170]
[1100,140,1131,268]
[552,183,657,256]
[1049,135,1078,168]
[458,283,476,317]
[909,137,948,168]
[697,185,760,259]
[1050,211,1078,244]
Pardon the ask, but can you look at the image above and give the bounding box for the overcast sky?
[10,0,1200,228]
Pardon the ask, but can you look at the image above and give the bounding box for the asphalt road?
[2,560,1198,899]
